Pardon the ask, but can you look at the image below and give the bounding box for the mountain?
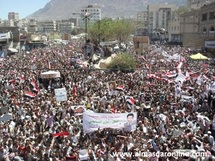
[26,0,187,20]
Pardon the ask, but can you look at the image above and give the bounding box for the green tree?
[88,18,134,43]
[107,53,136,73]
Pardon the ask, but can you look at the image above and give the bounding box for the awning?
[190,53,208,60]
[8,48,18,53]
[40,70,61,79]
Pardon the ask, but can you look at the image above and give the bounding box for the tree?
[88,18,134,43]
[107,53,136,73]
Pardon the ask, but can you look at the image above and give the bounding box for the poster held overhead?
[54,87,67,102]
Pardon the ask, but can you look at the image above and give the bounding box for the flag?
[203,74,209,81]
[176,62,183,73]
[52,132,69,137]
[176,62,183,69]
[9,79,16,84]
[30,80,39,93]
[145,64,150,69]
[165,71,177,78]
[73,85,77,96]
[124,96,135,109]
[185,71,190,80]
[24,91,36,98]
[116,85,124,91]
[47,61,52,69]
[111,107,117,113]
[17,75,25,83]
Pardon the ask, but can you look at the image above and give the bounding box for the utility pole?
[72,12,93,42]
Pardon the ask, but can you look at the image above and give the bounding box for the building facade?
[136,11,148,28]
[78,5,102,28]
[187,0,215,10]
[168,12,182,43]
[147,4,177,35]
[38,20,57,33]
[180,10,201,48]
[199,1,215,49]
[57,19,75,34]
[27,19,38,33]
[8,12,19,21]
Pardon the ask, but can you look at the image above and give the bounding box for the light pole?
[18,29,20,53]
[72,12,93,42]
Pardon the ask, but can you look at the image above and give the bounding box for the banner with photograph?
[83,111,137,133]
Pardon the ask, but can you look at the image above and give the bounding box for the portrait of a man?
[124,113,136,132]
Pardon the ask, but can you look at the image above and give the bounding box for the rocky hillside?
[26,0,187,20]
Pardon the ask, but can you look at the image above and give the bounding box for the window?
[209,12,215,20]
[202,13,207,21]
[209,26,215,33]
[202,27,207,34]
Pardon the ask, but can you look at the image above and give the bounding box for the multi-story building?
[136,11,148,28]
[57,19,75,34]
[147,4,177,35]
[8,12,19,21]
[3,20,15,27]
[38,20,57,33]
[180,10,200,48]
[168,11,182,43]
[27,19,38,33]
[187,0,215,10]
[199,1,215,49]
[78,5,102,28]
[179,1,215,49]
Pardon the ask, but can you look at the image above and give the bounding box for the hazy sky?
[0,0,50,20]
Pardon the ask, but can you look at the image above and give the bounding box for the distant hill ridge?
[26,0,187,20]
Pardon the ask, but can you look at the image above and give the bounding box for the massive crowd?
[0,40,215,161]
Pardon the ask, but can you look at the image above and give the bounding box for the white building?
[37,20,57,33]
[78,5,102,28]
[8,12,19,21]
[57,20,75,33]
[27,19,38,33]
[147,4,177,35]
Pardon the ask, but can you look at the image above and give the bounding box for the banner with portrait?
[83,110,137,133]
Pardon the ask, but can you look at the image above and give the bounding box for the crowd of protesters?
[0,39,214,161]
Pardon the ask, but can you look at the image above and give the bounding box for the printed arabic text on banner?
[54,87,67,102]
[83,111,137,133]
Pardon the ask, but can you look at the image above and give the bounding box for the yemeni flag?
[17,75,25,83]
[145,64,150,69]
[52,132,69,137]
[124,96,135,109]
[30,79,39,93]
[73,85,77,96]
[9,79,16,84]
[165,71,177,78]
[47,60,52,69]
[116,85,124,91]
[24,91,36,98]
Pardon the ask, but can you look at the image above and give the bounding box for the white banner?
[0,33,9,40]
[54,87,67,102]
[83,111,137,133]
[78,149,89,161]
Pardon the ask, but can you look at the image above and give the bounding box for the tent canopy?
[8,48,18,53]
[190,53,208,60]
[40,70,61,79]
